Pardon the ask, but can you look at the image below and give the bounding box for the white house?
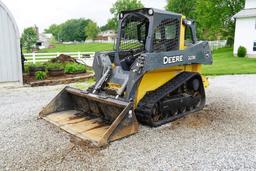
[0,0,22,84]
[96,30,116,43]
[233,0,256,57]
[36,33,53,49]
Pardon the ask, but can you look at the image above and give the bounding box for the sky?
[1,0,166,33]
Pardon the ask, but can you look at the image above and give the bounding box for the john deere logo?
[163,55,183,65]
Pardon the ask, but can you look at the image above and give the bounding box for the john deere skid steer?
[39,8,212,146]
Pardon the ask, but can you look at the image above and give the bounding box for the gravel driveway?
[1,75,256,171]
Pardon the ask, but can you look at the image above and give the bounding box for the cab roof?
[121,8,182,17]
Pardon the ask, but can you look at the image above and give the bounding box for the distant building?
[233,0,256,57]
[95,30,116,43]
[0,0,22,84]
[36,33,53,49]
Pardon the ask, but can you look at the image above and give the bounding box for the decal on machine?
[188,55,196,60]
[163,55,183,65]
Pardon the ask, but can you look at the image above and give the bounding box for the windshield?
[118,15,149,52]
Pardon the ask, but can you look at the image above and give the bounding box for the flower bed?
[23,54,94,86]
[23,72,94,87]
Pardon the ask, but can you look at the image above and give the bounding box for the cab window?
[153,18,180,52]
[185,26,193,46]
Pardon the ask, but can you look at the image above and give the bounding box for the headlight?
[119,13,124,19]
[184,20,193,26]
[148,9,154,16]
[186,20,192,25]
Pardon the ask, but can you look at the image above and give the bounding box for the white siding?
[245,0,256,9]
[234,17,256,57]
[0,1,22,83]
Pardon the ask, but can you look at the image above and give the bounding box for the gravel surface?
[1,75,256,170]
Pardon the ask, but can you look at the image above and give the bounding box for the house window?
[253,41,256,51]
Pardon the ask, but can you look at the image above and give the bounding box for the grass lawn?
[203,48,256,75]
[39,43,114,53]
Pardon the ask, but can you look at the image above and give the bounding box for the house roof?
[233,8,256,19]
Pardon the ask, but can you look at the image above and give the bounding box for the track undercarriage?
[136,72,205,127]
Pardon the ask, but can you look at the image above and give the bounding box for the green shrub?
[226,37,234,47]
[24,64,30,73]
[35,71,47,80]
[46,63,64,70]
[64,63,87,74]
[28,63,45,70]
[237,46,247,58]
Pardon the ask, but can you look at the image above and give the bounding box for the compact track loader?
[40,8,212,146]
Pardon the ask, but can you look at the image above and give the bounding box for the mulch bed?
[23,72,94,87]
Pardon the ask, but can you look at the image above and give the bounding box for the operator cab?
[115,8,188,71]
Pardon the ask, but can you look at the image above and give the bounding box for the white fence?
[85,40,115,43]
[208,40,227,50]
[24,52,95,66]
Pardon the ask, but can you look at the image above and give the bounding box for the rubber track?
[135,72,204,127]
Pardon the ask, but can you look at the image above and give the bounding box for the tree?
[110,0,144,28]
[85,21,100,40]
[195,0,245,40]
[166,0,245,40]
[194,0,223,40]
[166,0,197,18]
[101,18,117,31]
[44,24,61,41]
[45,19,92,42]
[60,19,92,42]
[215,0,245,38]
[21,27,38,52]
[110,0,144,18]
